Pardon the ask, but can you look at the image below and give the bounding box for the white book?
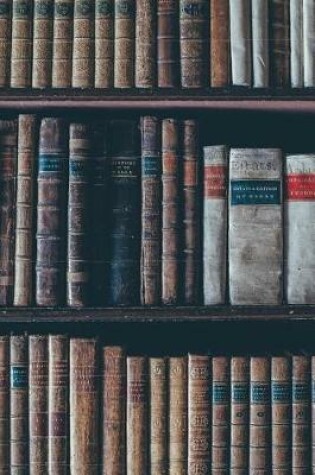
[303,0,315,86]
[229,149,283,305]
[252,0,269,87]
[229,0,252,86]
[290,0,303,87]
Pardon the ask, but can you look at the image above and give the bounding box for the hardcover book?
[11,0,33,87]
[52,0,74,87]
[114,0,135,88]
[210,0,229,87]
[135,0,156,88]
[0,0,12,86]
[290,0,303,88]
[229,0,251,86]
[270,0,290,87]
[0,337,9,473]
[32,0,54,88]
[252,0,269,87]
[72,0,95,88]
[95,0,114,88]
[157,0,179,88]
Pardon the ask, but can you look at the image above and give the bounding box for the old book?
[70,338,99,474]
[250,357,271,474]
[11,0,33,87]
[48,335,69,475]
[29,335,48,475]
[52,0,74,87]
[157,0,179,88]
[32,0,54,88]
[72,0,94,88]
[14,115,37,306]
[290,0,303,87]
[188,354,211,475]
[140,116,162,305]
[270,0,290,87]
[0,337,9,473]
[0,0,12,86]
[179,0,209,88]
[135,0,156,88]
[95,0,114,88]
[10,335,28,475]
[304,2,315,88]
[114,0,135,88]
[229,148,283,305]
[169,356,188,475]
[312,356,315,474]
[210,0,229,87]
[103,346,126,475]
[229,0,251,86]
[36,118,68,306]
[252,0,269,87]
[203,145,228,305]
[127,356,148,475]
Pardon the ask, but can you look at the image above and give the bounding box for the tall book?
[72,0,94,88]
[210,0,229,87]
[157,0,179,88]
[70,338,99,474]
[11,0,33,87]
[229,0,251,86]
[0,337,9,473]
[312,356,315,474]
[32,0,54,88]
[229,148,283,305]
[52,0,74,88]
[252,0,269,87]
[114,0,135,88]
[203,145,228,305]
[290,0,303,88]
[36,118,68,306]
[270,0,290,87]
[95,0,114,88]
[135,0,156,88]
[0,0,12,87]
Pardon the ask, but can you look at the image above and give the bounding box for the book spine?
[270,0,290,87]
[210,0,229,87]
[252,0,269,87]
[48,335,69,475]
[312,356,315,474]
[11,0,33,87]
[32,0,54,87]
[157,0,179,87]
[70,338,99,474]
[229,0,251,86]
[95,0,114,87]
[290,0,303,88]
[36,118,68,306]
[14,114,37,306]
[52,0,74,87]
[102,346,126,475]
[229,148,283,305]
[29,335,48,475]
[140,116,162,305]
[135,0,156,88]
[0,337,9,473]
[203,145,228,305]
[127,356,148,475]
[188,354,211,475]
[169,356,188,475]
[114,0,135,88]
[72,0,94,88]
[304,3,315,91]
[0,0,12,86]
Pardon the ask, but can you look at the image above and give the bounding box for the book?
[312,356,315,474]
[72,0,94,88]
[114,0,135,88]
[210,0,229,87]
[11,0,33,87]
[229,148,283,305]
[252,0,269,87]
[52,0,74,88]
[135,0,156,88]
[157,0,179,88]
[270,0,290,87]
[95,0,114,88]
[229,0,251,86]
[0,337,9,473]
[0,0,12,87]
[32,0,54,88]
[290,0,303,88]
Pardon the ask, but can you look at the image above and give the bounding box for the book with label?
[114,0,135,88]
[72,0,94,88]
[32,0,54,88]
[210,0,229,87]
[52,0,74,87]
[229,0,251,86]
[95,0,114,88]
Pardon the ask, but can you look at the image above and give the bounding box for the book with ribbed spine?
[0,337,9,473]
[229,0,251,86]
[32,0,54,88]
[210,0,229,87]
[72,0,95,88]
[135,0,156,88]
[270,0,290,87]
[11,0,33,87]
[0,0,12,86]
[52,0,74,87]
[114,0,135,88]
[95,0,114,88]
[157,0,179,87]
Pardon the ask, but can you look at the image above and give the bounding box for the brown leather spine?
[0,0,12,86]
[270,0,290,87]
[114,0,135,88]
[135,0,156,88]
[95,0,114,88]
[32,0,54,88]
[0,337,9,474]
[157,0,179,87]
[210,0,229,87]
[72,0,95,88]
[52,0,74,88]
[11,0,33,87]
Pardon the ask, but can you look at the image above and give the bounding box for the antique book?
[0,337,9,473]
[29,335,49,475]
[157,0,179,87]
[179,0,209,88]
[290,0,303,87]
[252,0,269,87]
[169,356,188,475]
[135,0,156,88]
[95,0,114,88]
[188,354,211,474]
[140,116,162,305]
[312,356,315,474]
[0,0,12,86]
[72,0,94,88]
[210,0,229,87]
[127,357,148,475]
[48,335,69,475]
[103,346,126,475]
[11,0,33,87]
[229,148,283,305]
[52,0,74,87]
[203,145,228,305]
[32,0,54,88]
[70,338,99,474]
[14,115,37,306]
[10,335,28,475]
[108,120,140,305]
[114,0,135,88]
[270,0,290,87]
[229,0,251,86]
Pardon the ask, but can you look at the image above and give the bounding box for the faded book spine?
[0,0,12,86]
[229,0,251,86]
[11,0,33,87]
[290,0,303,87]
[150,358,167,475]
[32,0,54,88]
[229,148,283,305]
[72,0,94,88]
[114,0,135,88]
[270,0,290,87]
[203,145,228,305]
[52,0,74,88]
[0,337,9,474]
[135,0,156,88]
[157,0,179,88]
[95,0,114,88]
[210,0,229,87]
[252,0,269,87]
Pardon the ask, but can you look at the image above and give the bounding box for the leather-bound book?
[188,354,211,474]
[48,335,69,475]
[32,0,54,88]
[11,0,33,87]
[72,0,94,88]
[52,0,74,88]
[102,346,126,475]
[14,115,37,306]
[157,0,179,87]
[127,356,148,475]
[0,337,9,473]
[114,0,135,88]
[252,0,269,87]
[169,356,187,475]
[70,338,99,474]
[210,0,229,87]
[229,0,251,86]
[270,0,290,87]
[135,0,156,88]
[36,118,68,306]
[29,335,48,475]
[108,120,140,305]
[140,116,162,305]
[95,0,114,88]
[0,0,12,87]
[290,0,303,88]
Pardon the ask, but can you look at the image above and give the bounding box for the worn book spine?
[150,358,167,475]
[14,115,37,306]
[210,0,229,87]
[135,0,156,88]
[157,0,179,87]
[312,356,315,474]
[188,354,211,475]
[11,0,33,87]
[140,116,162,305]
[229,0,251,86]
[169,356,188,475]
[0,0,12,86]
[72,0,94,87]
[203,145,228,305]
[290,0,303,87]
[270,0,290,87]
[70,338,99,475]
[127,357,148,475]
[0,337,9,473]
[252,0,269,87]
[229,148,283,305]
[52,0,74,87]
[95,0,114,87]
[32,0,54,87]
[36,118,68,306]
[114,0,135,88]
[48,335,69,475]
[103,346,126,475]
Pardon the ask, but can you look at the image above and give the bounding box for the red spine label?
[286,174,315,201]
[204,165,227,198]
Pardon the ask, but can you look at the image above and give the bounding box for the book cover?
[0,0,12,87]
[52,0,74,87]
[290,0,303,88]
[270,0,290,87]
[252,0,269,87]
[135,0,156,88]
[72,0,95,88]
[114,0,135,88]
[210,0,229,87]
[95,0,114,88]
[229,0,251,86]
[11,0,33,87]
[157,0,179,87]
[32,0,54,88]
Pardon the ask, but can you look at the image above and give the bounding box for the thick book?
[95,0,114,88]
[290,0,303,88]
[135,0,156,88]
[11,0,33,87]
[270,0,290,87]
[229,148,283,305]
[114,0,135,88]
[229,0,251,86]
[72,0,94,88]
[52,0,74,88]
[0,337,9,473]
[32,0,54,88]
[0,0,11,87]
[157,0,179,88]
[210,0,229,87]
[252,0,269,87]
[203,145,228,305]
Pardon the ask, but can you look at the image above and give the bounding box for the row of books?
[0,0,312,89]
